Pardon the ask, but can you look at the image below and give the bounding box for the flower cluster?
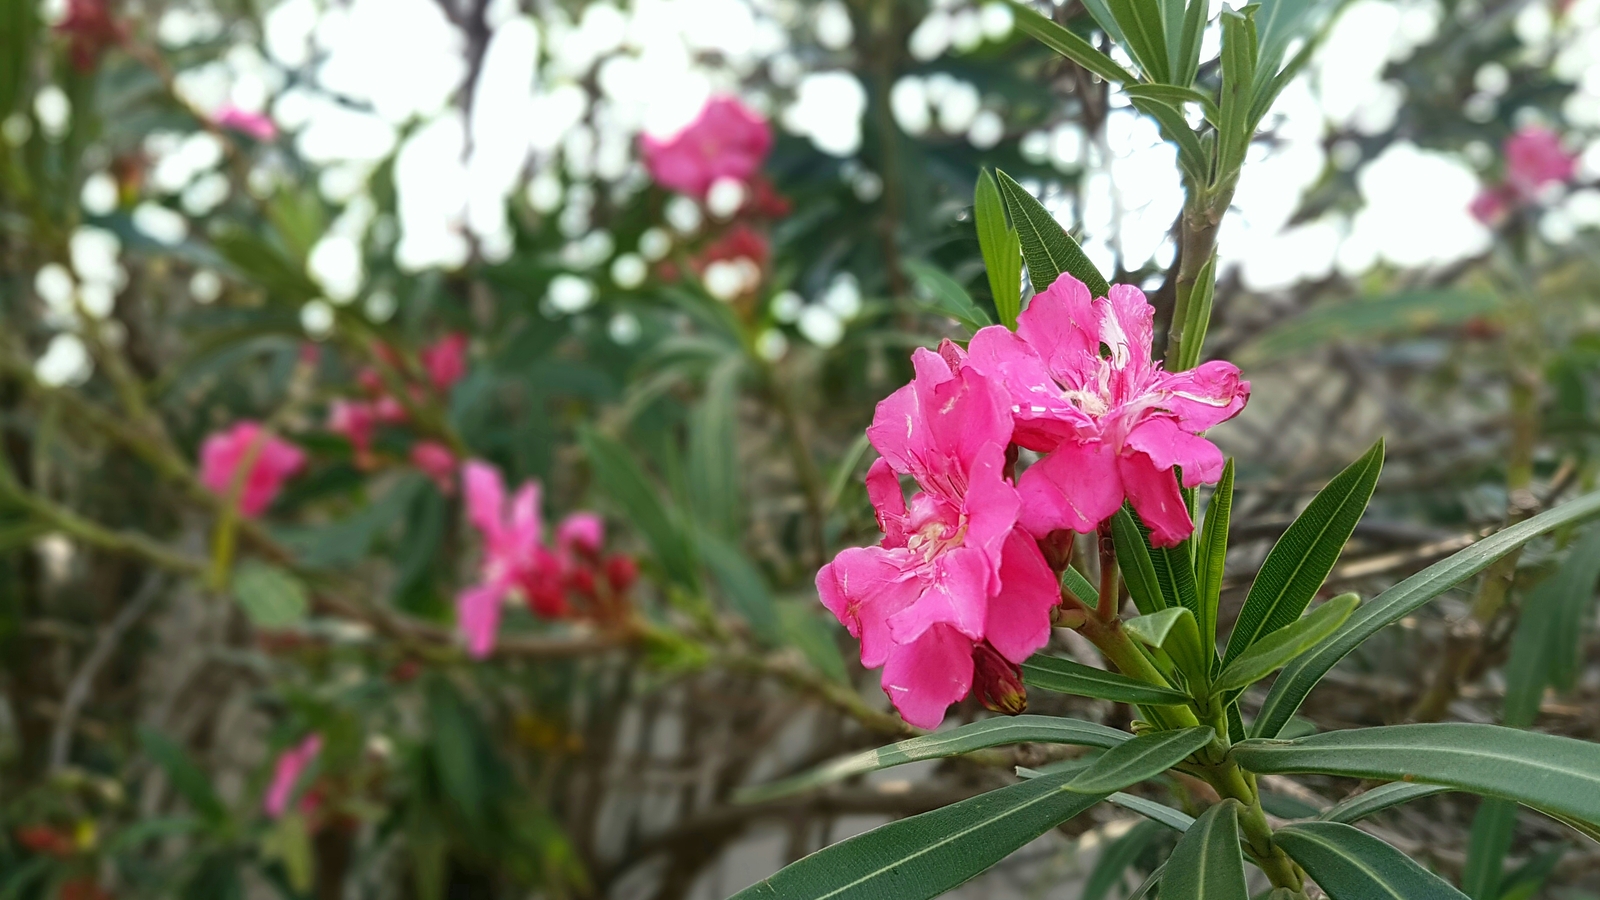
[819,275,1250,728]
[457,461,637,658]
[1471,125,1578,225]
[326,333,467,492]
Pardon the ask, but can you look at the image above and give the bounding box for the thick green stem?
[1165,184,1235,372]
[1077,615,1199,731]
[1203,760,1309,897]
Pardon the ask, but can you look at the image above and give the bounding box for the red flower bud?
[971,642,1027,717]
[604,554,638,593]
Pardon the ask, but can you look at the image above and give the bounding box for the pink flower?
[1470,186,1514,225]
[458,460,562,656]
[965,275,1249,547]
[214,105,277,142]
[264,734,322,818]
[199,422,307,518]
[1505,125,1575,200]
[816,344,1059,729]
[327,399,378,463]
[641,96,773,197]
[556,512,604,557]
[420,333,468,395]
[410,441,457,494]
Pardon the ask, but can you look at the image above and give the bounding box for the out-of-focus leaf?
[0,0,36,118]
[687,356,744,538]
[426,677,485,824]
[906,258,992,334]
[275,476,423,569]
[975,169,1023,330]
[778,599,850,683]
[138,727,226,824]
[580,427,701,589]
[231,561,310,629]
[1463,798,1517,900]
[211,228,320,302]
[265,187,326,262]
[261,812,314,893]
[1083,819,1166,900]
[700,533,782,645]
[1497,847,1565,900]
[996,170,1111,298]
[1244,290,1502,362]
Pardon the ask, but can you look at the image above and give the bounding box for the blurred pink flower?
[1470,186,1514,225]
[556,512,604,556]
[816,344,1058,728]
[263,733,322,819]
[214,105,277,142]
[458,460,560,656]
[965,274,1249,546]
[420,333,468,395]
[327,399,378,464]
[410,441,457,494]
[56,0,124,72]
[1505,125,1576,200]
[641,96,773,197]
[199,422,306,518]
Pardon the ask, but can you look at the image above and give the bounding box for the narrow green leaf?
[1319,783,1451,824]
[1104,0,1171,81]
[1161,800,1247,900]
[1063,564,1100,606]
[1174,252,1218,373]
[1254,489,1600,738]
[736,715,1130,804]
[1276,821,1469,900]
[1113,507,1167,615]
[996,170,1111,298]
[729,771,1103,900]
[1084,819,1167,900]
[779,600,851,684]
[1129,864,1165,900]
[1212,593,1358,693]
[1127,96,1209,185]
[231,561,310,629]
[906,258,992,335]
[1243,290,1502,363]
[700,533,783,646]
[1108,792,1196,832]
[687,356,744,538]
[1224,439,1383,666]
[138,727,227,823]
[1234,723,1600,827]
[580,428,700,589]
[1067,727,1213,794]
[1023,654,1191,706]
[1195,459,1234,668]
[1125,607,1208,685]
[1173,0,1208,85]
[975,170,1023,330]
[1008,1,1135,84]
[1462,798,1517,900]
[1217,9,1260,181]
[1122,84,1219,126]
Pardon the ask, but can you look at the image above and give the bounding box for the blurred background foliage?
[5,0,1600,896]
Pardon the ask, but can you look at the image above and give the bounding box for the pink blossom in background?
[199,422,307,517]
[56,0,124,72]
[457,460,564,656]
[327,399,378,463]
[1504,125,1576,200]
[965,274,1249,547]
[420,333,468,394]
[1470,186,1514,225]
[214,105,277,142]
[816,344,1058,728]
[556,512,605,557]
[263,733,323,818]
[410,441,457,494]
[641,96,773,197]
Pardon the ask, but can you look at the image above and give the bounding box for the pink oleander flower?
[264,734,322,819]
[641,96,773,197]
[420,333,468,395]
[410,441,457,494]
[199,422,307,518]
[556,512,604,557]
[1470,186,1514,225]
[327,399,378,464]
[816,344,1059,729]
[458,460,555,657]
[1505,125,1576,200]
[214,105,277,142]
[965,275,1249,547]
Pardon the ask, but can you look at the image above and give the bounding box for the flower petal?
[881,623,975,729]
[1151,360,1251,431]
[1119,450,1194,547]
[1017,440,1124,536]
[966,324,1091,451]
[887,544,989,644]
[456,582,505,659]
[985,529,1060,663]
[463,460,506,543]
[818,547,922,668]
[1124,416,1225,487]
[865,457,909,548]
[1102,284,1157,394]
[1016,273,1101,393]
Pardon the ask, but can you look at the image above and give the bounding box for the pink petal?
[640,95,772,197]
[818,547,922,668]
[960,442,1022,594]
[1124,417,1224,488]
[880,623,975,729]
[965,325,1089,451]
[1119,450,1194,547]
[865,380,925,477]
[1016,273,1101,393]
[865,458,909,549]
[557,512,604,555]
[1150,360,1250,431]
[1016,440,1124,536]
[1102,284,1157,394]
[922,368,1015,484]
[984,529,1060,663]
[263,734,322,818]
[456,582,505,659]
[886,544,989,645]
[462,460,507,543]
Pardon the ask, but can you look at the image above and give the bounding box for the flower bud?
[1039,529,1075,573]
[604,554,639,593]
[971,642,1027,716]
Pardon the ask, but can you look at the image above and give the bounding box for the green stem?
[1165,183,1235,372]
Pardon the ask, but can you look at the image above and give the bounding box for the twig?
[49,573,167,771]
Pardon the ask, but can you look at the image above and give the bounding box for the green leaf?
[1212,593,1358,693]
[1008,1,1135,84]
[700,534,783,646]
[1173,252,1218,373]
[1504,527,1600,719]
[261,812,314,893]
[1161,800,1247,900]
[1216,8,1259,182]
[1462,798,1517,900]
[687,356,745,539]
[1275,821,1469,900]
[906,259,993,335]
[580,428,700,589]
[1124,607,1208,685]
[1127,96,1210,185]
[212,227,320,303]
[1254,489,1600,738]
[1023,655,1191,706]
[1172,0,1208,86]
[1224,439,1383,667]
[1104,0,1171,81]
[728,771,1103,900]
[1243,290,1501,363]
[1067,727,1213,794]
[231,561,310,629]
[995,170,1111,298]
[1113,508,1167,615]
[1084,820,1167,900]
[1107,792,1196,832]
[1233,723,1600,827]
[1195,459,1233,668]
[778,600,850,684]
[138,727,227,823]
[1063,564,1100,606]
[975,170,1023,330]
[737,715,1129,804]
[1319,783,1451,824]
